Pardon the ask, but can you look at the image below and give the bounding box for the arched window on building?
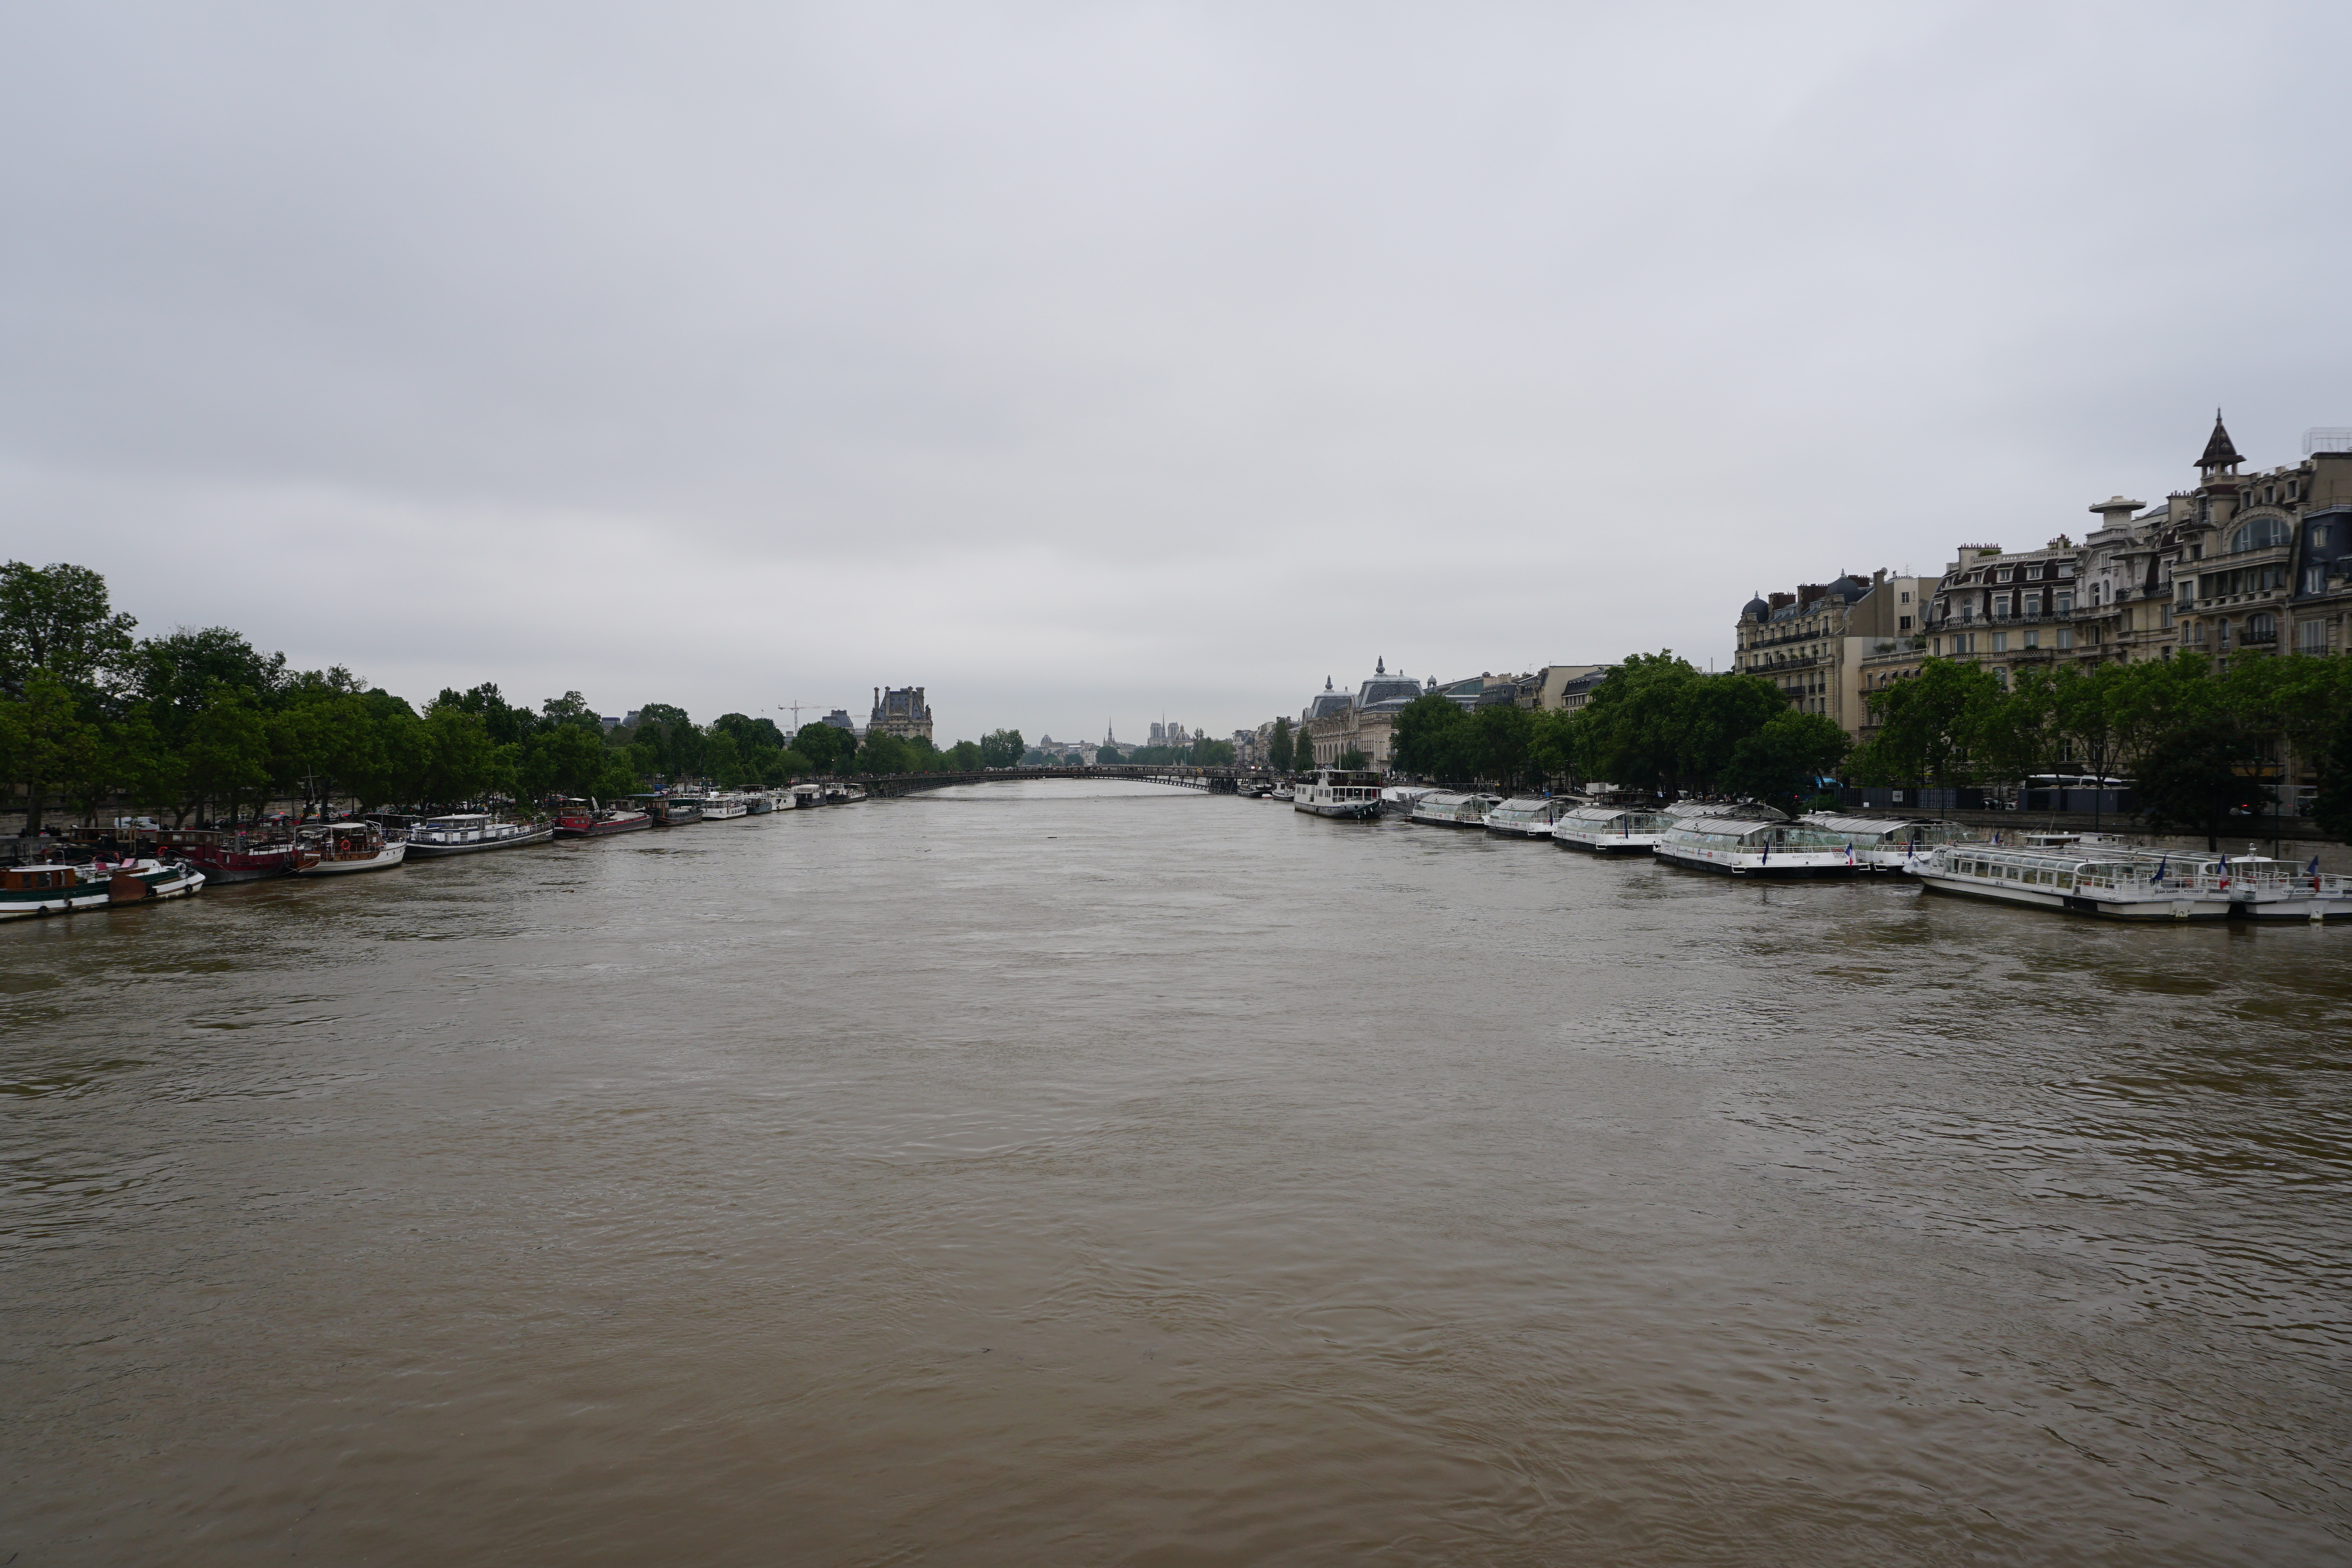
[2231,515,2288,553]
[2245,611,2277,644]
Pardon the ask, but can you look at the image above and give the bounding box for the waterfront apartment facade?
[1735,569,1936,744]
[1920,418,2352,678]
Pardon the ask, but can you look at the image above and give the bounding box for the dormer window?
[1996,568,2014,583]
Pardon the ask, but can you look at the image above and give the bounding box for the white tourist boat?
[1484,797,1569,838]
[403,813,555,857]
[1661,799,1780,825]
[0,857,206,918]
[2119,850,2352,921]
[1293,768,1384,820]
[1799,814,1973,874]
[295,820,408,875]
[696,791,753,821]
[1271,783,1295,802]
[1654,817,1857,877]
[1552,805,1673,854]
[1916,843,2235,920]
[1409,791,1501,828]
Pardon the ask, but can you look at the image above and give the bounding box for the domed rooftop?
[1741,592,1770,620]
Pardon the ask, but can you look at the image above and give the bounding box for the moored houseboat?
[123,827,310,882]
[1655,817,1857,877]
[1484,797,1569,838]
[295,820,408,875]
[1552,805,1672,854]
[790,783,826,808]
[1294,769,1384,820]
[1,857,206,918]
[553,800,652,838]
[744,790,777,815]
[696,791,754,821]
[634,795,705,827]
[1409,791,1501,828]
[403,813,556,857]
[1916,844,2235,920]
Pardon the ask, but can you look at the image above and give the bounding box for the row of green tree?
[0,560,1032,828]
[1367,647,2352,846]
[1372,653,1851,818]
[1847,651,2352,845]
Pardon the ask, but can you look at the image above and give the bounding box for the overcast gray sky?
[5,2,2346,743]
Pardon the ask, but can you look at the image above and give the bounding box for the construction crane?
[780,700,843,732]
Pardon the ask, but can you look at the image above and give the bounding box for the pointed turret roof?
[2197,409,2242,475]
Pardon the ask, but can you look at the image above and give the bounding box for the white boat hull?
[1655,844,1855,878]
[1917,871,2231,920]
[1295,800,1380,819]
[404,824,556,857]
[0,860,206,918]
[1554,831,1662,854]
[297,842,409,875]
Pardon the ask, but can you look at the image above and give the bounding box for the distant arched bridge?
[853,764,1274,798]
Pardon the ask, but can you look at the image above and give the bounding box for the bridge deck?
[850,765,1275,797]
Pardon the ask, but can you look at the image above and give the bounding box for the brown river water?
[5,779,2350,1566]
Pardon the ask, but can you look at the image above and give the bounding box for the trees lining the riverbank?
[1388,654,1851,811]
[0,561,1020,825]
[1848,650,2352,849]
[1384,646,2352,844]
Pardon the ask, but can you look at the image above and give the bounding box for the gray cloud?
[5,1,2346,741]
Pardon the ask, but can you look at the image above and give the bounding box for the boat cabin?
[1557,805,1671,834]
[1,866,79,891]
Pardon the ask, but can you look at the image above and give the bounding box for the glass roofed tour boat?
[1552,804,1672,854]
[1293,769,1384,820]
[1409,790,1502,828]
[1484,797,1571,838]
[1799,814,1972,874]
[1654,816,1858,877]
